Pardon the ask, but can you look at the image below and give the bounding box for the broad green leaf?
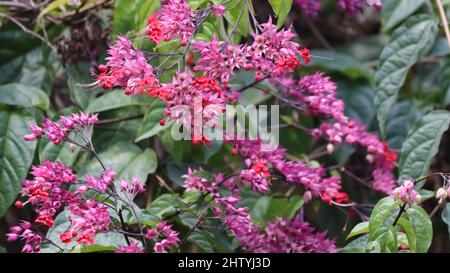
[188,0,209,9]
[347,221,369,240]
[407,205,432,253]
[397,216,417,252]
[0,83,49,110]
[385,100,420,149]
[265,195,304,222]
[385,227,398,253]
[441,203,450,238]
[268,0,293,28]
[147,194,178,217]
[374,15,438,135]
[86,89,153,112]
[309,50,373,80]
[399,111,450,179]
[224,0,251,37]
[368,197,401,239]
[80,142,157,182]
[335,78,375,125]
[187,231,214,253]
[340,234,368,253]
[0,108,37,216]
[381,0,426,32]
[135,99,171,142]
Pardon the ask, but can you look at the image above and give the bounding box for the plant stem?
[435,0,450,49]
[393,203,407,227]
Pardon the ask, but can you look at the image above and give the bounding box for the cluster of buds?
[392,179,421,206]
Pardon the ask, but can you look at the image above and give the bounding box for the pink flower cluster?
[63,200,111,245]
[264,217,336,253]
[6,221,43,253]
[145,221,180,253]
[230,139,344,203]
[24,112,98,144]
[147,0,195,45]
[115,242,145,253]
[85,169,116,193]
[294,0,321,19]
[338,0,382,15]
[183,169,336,253]
[97,36,162,96]
[163,72,230,145]
[19,161,79,227]
[119,177,146,200]
[392,179,420,206]
[192,35,246,84]
[277,72,397,194]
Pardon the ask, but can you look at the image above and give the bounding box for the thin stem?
[393,203,407,227]
[435,0,450,49]
[0,12,57,52]
[177,202,212,251]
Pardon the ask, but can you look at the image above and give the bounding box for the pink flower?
[212,5,226,16]
[192,35,246,83]
[294,0,321,19]
[146,0,195,45]
[115,242,145,253]
[392,179,420,206]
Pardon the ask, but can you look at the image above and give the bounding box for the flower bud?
[70,143,77,153]
[436,188,448,203]
[326,143,334,154]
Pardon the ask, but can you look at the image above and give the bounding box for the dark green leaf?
[399,111,450,179]
[0,83,49,110]
[0,108,37,216]
[374,15,438,135]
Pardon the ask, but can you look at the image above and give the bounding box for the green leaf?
[147,194,178,217]
[268,0,293,28]
[385,100,420,149]
[135,99,171,142]
[374,15,438,135]
[406,205,432,253]
[224,0,251,37]
[309,50,373,80]
[381,0,426,32]
[0,83,49,110]
[0,108,37,216]
[187,231,214,253]
[399,110,450,179]
[80,142,157,181]
[67,63,97,110]
[265,195,303,222]
[441,203,450,238]
[335,78,375,125]
[347,221,369,240]
[113,0,160,35]
[397,216,417,252]
[86,89,153,113]
[368,197,401,239]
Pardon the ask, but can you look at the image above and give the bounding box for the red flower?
[60,231,77,244]
[382,141,398,168]
[35,215,54,227]
[147,13,163,44]
[299,48,311,64]
[251,159,271,177]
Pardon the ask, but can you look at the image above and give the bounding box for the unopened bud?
[436,188,448,203]
[415,194,421,204]
[327,143,334,154]
[70,143,77,153]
